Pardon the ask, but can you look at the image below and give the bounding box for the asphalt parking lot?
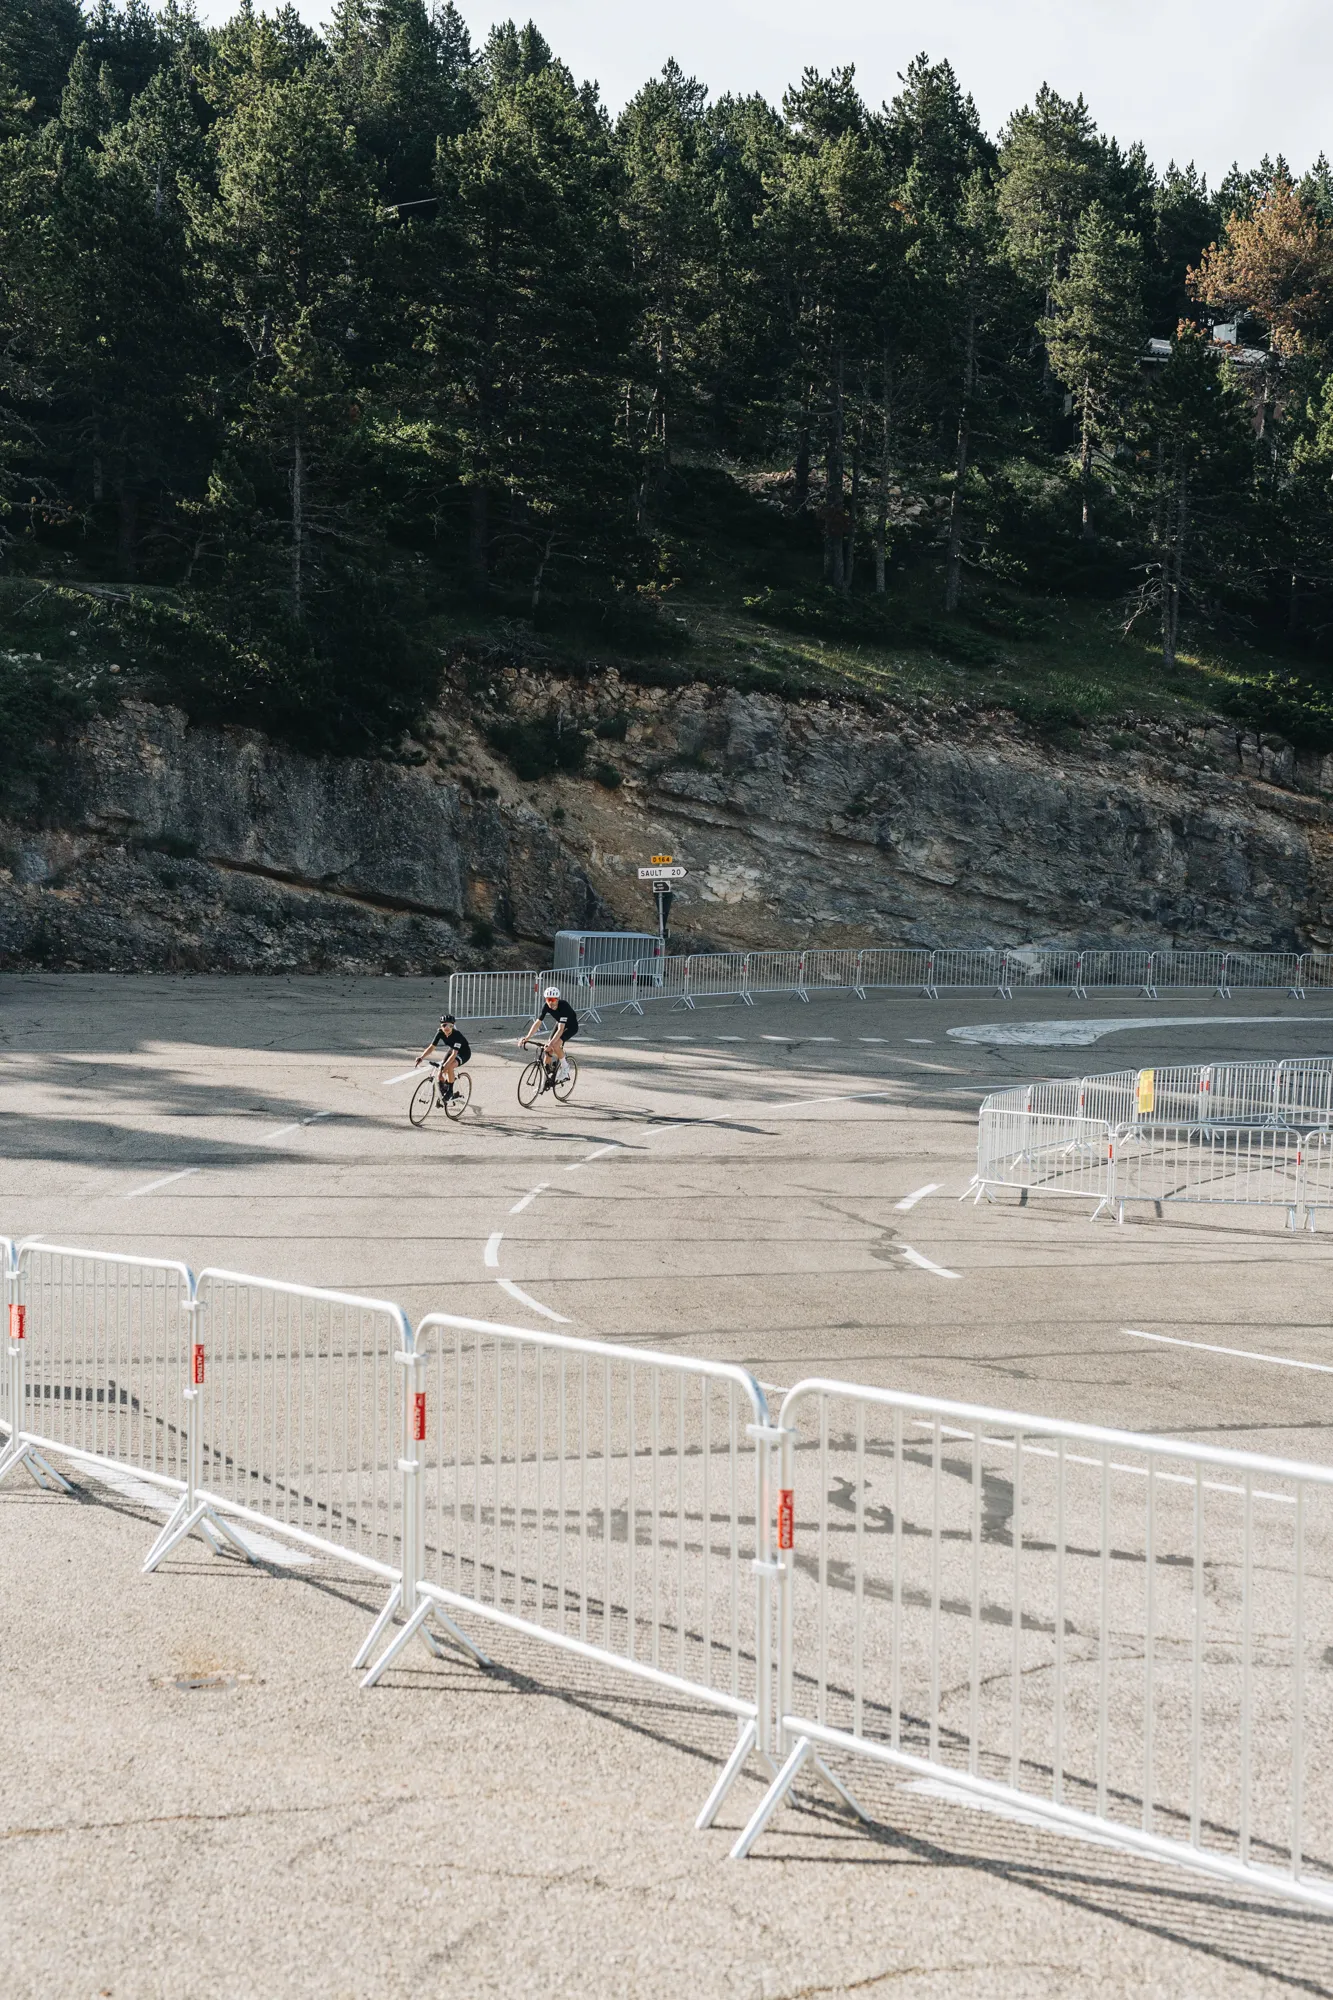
[2,973,1332,1997]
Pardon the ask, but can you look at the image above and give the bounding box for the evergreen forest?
[7,0,1333,767]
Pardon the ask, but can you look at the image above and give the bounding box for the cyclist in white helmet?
[520,983,579,1088]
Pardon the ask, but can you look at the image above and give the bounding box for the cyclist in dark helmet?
[415,1012,471,1104]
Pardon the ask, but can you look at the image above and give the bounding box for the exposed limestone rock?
[1,681,1331,972]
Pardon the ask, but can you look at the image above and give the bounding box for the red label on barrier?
[777,1488,794,1551]
[8,1303,24,1340]
[412,1391,426,1442]
[192,1343,205,1385]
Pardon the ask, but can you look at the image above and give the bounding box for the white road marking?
[859,1037,886,1043]
[484,1231,503,1267]
[768,1091,890,1112]
[509,1184,548,1215]
[259,1111,333,1144]
[895,1183,941,1212]
[805,1037,838,1043]
[716,1036,745,1041]
[905,1038,934,1045]
[1124,1327,1333,1375]
[124,1167,200,1200]
[383,1069,421,1087]
[948,1014,1333,1049]
[761,1034,790,1042]
[496,1278,570,1324]
[87,1466,312,1564]
[902,1246,960,1279]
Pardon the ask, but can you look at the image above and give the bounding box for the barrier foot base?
[730,1736,813,1859]
[352,1581,402,1671]
[695,1718,761,1831]
[0,1438,72,1492]
[728,1736,865,1859]
[142,1498,257,1574]
[811,1754,865,1819]
[361,1596,491,1688]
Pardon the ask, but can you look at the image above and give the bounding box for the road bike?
[517,1048,578,1108]
[409,1059,472,1126]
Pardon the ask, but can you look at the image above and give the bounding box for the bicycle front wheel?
[409,1076,436,1126]
[517,1060,545,1109]
[552,1055,578,1102]
[444,1070,472,1120]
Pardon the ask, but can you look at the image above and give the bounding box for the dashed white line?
[565,1145,617,1172]
[859,1037,886,1043]
[1124,1328,1333,1375]
[259,1111,333,1144]
[895,1183,941,1212]
[383,1069,421,1087]
[509,1184,548,1215]
[123,1167,200,1201]
[496,1278,570,1324]
[484,1231,503,1268]
[902,1246,960,1280]
[768,1091,890,1113]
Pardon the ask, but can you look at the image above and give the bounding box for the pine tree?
[425,53,634,600]
[184,69,378,622]
[1047,201,1145,538]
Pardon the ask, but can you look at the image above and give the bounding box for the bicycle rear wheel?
[552,1055,578,1102]
[409,1076,436,1126]
[517,1060,545,1108]
[444,1070,472,1120]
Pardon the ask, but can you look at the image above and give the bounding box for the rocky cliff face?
[542,677,1333,953]
[2,676,1331,974]
[0,701,606,972]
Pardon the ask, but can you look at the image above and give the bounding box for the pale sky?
[193,0,1331,185]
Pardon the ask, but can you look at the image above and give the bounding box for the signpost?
[638,855,686,948]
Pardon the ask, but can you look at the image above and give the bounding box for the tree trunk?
[1163,455,1187,668]
[944,305,976,614]
[1079,374,1093,539]
[845,382,865,592]
[468,481,489,593]
[874,337,892,596]
[115,487,137,582]
[824,341,846,592]
[531,534,553,612]
[793,374,811,513]
[291,428,304,622]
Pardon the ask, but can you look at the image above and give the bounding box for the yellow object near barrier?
[1136,1068,1156,1115]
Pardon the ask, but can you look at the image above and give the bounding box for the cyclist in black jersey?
[520,984,578,1088]
[415,1013,471,1104]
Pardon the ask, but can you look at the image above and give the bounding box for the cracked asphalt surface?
[2,973,1333,1997]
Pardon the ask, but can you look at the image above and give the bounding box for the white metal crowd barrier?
[10,1238,1333,1914]
[186,1270,410,1604]
[0,1240,195,1500]
[362,1311,790,1824]
[0,1245,414,1645]
[730,1380,1333,1914]
[449,945,1329,1021]
[975,1058,1333,1225]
